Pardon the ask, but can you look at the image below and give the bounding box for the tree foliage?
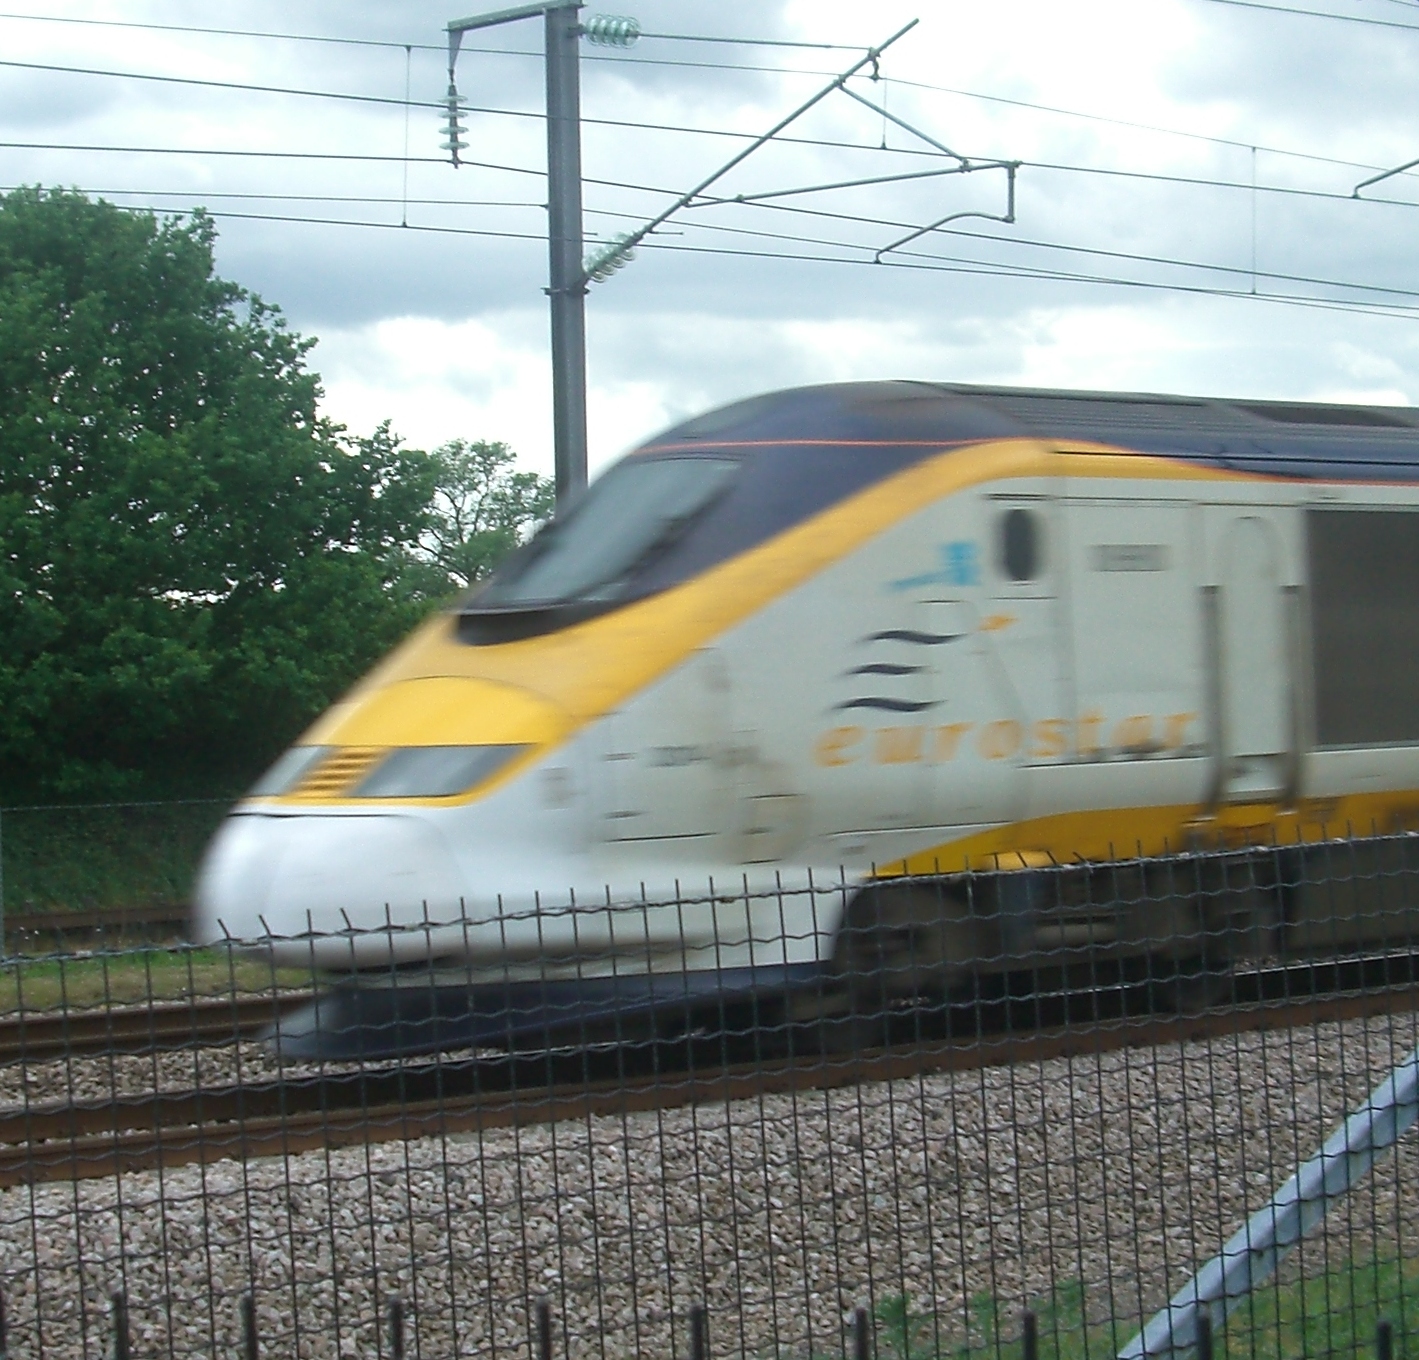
[419,439,555,590]
[0,188,441,802]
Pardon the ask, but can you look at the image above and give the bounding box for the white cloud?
[11,0,1419,481]
[316,312,705,477]
[314,313,556,472]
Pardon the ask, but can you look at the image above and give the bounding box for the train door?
[1207,512,1295,802]
[915,493,1064,830]
[1288,505,1419,949]
[974,495,1069,766]
[589,648,731,844]
[1065,500,1204,767]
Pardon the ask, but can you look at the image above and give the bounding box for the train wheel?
[1147,902,1236,1014]
[824,884,975,1050]
[1150,955,1234,1013]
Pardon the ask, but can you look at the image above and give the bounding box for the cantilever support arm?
[685,164,981,209]
[586,19,919,281]
[1353,154,1419,198]
[836,83,967,164]
[446,0,579,76]
[874,161,1019,262]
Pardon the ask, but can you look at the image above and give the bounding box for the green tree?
[418,438,554,591]
[0,187,437,803]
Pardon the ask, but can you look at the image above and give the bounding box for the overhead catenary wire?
[0,15,905,83]
[0,57,448,111]
[31,189,548,209]
[879,78,1402,177]
[0,10,446,50]
[0,140,456,165]
[1022,158,1419,207]
[4,42,1415,191]
[1196,0,1419,32]
[24,179,1419,305]
[629,31,866,50]
[0,56,1003,159]
[5,44,1419,195]
[6,2,1414,55]
[35,170,1419,308]
[651,193,1419,302]
[0,34,1407,187]
[0,10,873,52]
[15,0,1419,50]
[9,138,1419,218]
[55,196,1419,324]
[2,18,1417,330]
[15,72,1409,298]
[3,0,1417,212]
[8,161,1419,329]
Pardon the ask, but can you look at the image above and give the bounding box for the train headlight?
[352,744,528,799]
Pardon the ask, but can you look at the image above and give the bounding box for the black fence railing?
[1,832,1418,1359]
[63,1288,1415,1360]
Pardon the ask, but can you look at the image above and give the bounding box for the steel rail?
[5,903,187,941]
[2,960,1416,1189]
[0,995,311,1062]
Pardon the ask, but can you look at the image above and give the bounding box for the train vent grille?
[291,747,386,798]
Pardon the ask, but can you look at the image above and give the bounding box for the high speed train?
[194,381,1419,1056]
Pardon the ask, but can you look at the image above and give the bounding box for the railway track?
[4,902,186,944]
[3,953,1417,1188]
[0,995,311,1062]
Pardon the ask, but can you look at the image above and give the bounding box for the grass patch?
[0,947,319,1012]
[855,1254,1418,1360]
[0,799,231,914]
[863,1281,1119,1360]
[1224,1248,1418,1359]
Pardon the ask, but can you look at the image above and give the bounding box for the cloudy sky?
[6,0,1419,478]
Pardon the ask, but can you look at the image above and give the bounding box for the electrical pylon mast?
[445,1,622,505]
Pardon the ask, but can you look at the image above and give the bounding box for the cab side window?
[1000,507,1042,581]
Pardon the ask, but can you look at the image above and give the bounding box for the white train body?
[194,382,1419,999]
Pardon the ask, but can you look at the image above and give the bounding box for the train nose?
[193,812,465,945]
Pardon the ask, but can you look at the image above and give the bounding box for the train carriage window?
[1310,508,1419,746]
[474,455,739,608]
[999,507,1042,581]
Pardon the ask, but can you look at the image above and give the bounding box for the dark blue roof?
[462,381,1419,643]
[657,380,1419,482]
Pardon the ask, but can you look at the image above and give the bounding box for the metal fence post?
[386,1294,404,1360]
[111,1291,130,1360]
[1377,1319,1394,1360]
[1022,1310,1038,1360]
[690,1303,708,1360]
[1194,1313,1212,1360]
[535,1297,551,1360]
[853,1305,871,1360]
[240,1292,258,1360]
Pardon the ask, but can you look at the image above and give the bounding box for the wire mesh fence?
[1,831,1418,1358]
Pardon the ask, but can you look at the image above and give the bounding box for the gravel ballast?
[3,1012,1418,1359]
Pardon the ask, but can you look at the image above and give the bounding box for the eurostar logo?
[887,540,980,591]
[814,712,1199,767]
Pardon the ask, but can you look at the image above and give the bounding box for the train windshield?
[475,455,739,608]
